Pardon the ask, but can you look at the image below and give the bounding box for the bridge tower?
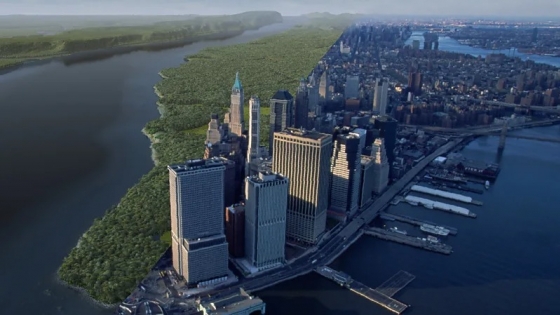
[498,120,508,151]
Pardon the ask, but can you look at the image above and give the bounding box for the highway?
[189,138,464,302]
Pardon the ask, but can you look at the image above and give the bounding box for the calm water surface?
[0,21,297,315]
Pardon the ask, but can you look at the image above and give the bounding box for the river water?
[0,21,298,315]
[2,22,559,315]
[405,31,560,67]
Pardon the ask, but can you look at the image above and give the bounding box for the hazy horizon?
[1,0,559,18]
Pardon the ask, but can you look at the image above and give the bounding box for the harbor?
[314,266,414,314]
[363,227,453,255]
[379,212,458,236]
[404,195,477,218]
[410,185,483,206]
[427,180,484,194]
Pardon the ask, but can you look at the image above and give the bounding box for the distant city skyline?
[1,0,559,18]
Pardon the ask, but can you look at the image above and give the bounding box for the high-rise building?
[225,204,245,258]
[408,72,423,96]
[344,75,360,99]
[412,39,420,50]
[308,74,319,115]
[374,116,398,168]
[359,155,375,208]
[330,133,361,217]
[247,96,261,176]
[228,72,244,137]
[272,128,332,244]
[371,138,390,194]
[269,90,294,155]
[169,158,229,284]
[205,114,223,146]
[245,171,289,270]
[319,71,330,106]
[295,78,309,129]
[372,78,388,115]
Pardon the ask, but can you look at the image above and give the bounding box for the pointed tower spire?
[232,71,242,92]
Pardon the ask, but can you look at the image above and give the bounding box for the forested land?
[0,11,282,69]
[58,26,343,304]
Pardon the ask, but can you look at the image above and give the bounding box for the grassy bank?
[0,11,282,70]
[58,26,342,304]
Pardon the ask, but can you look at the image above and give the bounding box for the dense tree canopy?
[58,26,342,304]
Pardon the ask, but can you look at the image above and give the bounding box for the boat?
[389,227,408,235]
[485,180,490,189]
[426,235,440,243]
[420,224,450,236]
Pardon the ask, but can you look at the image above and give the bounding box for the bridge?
[468,98,560,115]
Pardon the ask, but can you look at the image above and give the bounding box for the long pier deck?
[364,227,453,255]
[315,266,414,314]
[379,212,458,235]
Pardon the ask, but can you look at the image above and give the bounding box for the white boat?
[427,235,440,243]
[389,227,408,235]
[485,181,490,189]
[420,224,450,236]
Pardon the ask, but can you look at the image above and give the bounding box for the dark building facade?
[374,116,398,169]
[225,204,245,258]
[295,78,310,129]
[269,90,294,155]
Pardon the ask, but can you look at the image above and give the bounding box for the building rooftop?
[271,90,293,100]
[199,288,265,315]
[232,72,242,91]
[277,128,332,141]
[247,171,287,183]
[168,157,227,174]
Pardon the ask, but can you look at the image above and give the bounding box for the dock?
[429,180,484,194]
[379,212,458,235]
[410,185,483,206]
[404,195,477,218]
[363,227,453,255]
[315,266,414,314]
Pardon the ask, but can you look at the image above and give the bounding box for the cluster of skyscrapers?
[169,72,392,286]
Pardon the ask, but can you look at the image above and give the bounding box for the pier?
[428,180,484,194]
[315,266,414,314]
[379,212,458,235]
[404,195,477,218]
[364,227,453,255]
[410,185,483,206]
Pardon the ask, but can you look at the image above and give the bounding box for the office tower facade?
[330,133,361,216]
[308,74,319,115]
[319,71,330,105]
[245,172,289,269]
[206,114,223,146]
[371,138,390,194]
[345,75,360,99]
[225,204,245,258]
[272,128,332,244]
[295,78,309,129]
[169,158,229,284]
[269,90,294,155]
[359,156,375,208]
[247,96,261,176]
[229,72,244,137]
[374,116,398,168]
[372,78,388,115]
[408,72,423,96]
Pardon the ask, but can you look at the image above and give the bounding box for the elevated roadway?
[468,98,560,115]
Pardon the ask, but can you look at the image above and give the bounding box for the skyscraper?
[307,74,319,115]
[319,71,330,106]
[228,72,244,137]
[245,171,289,270]
[374,116,398,168]
[294,78,309,129]
[272,128,332,244]
[344,75,360,99]
[372,78,388,115]
[269,90,294,155]
[205,114,223,146]
[359,155,375,208]
[225,204,245,258]
[330,133,361,217]
[371,138,390,194]
[247,96,261,172]
[169,158,229,284]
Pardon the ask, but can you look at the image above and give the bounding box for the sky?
[1,0,559,17]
